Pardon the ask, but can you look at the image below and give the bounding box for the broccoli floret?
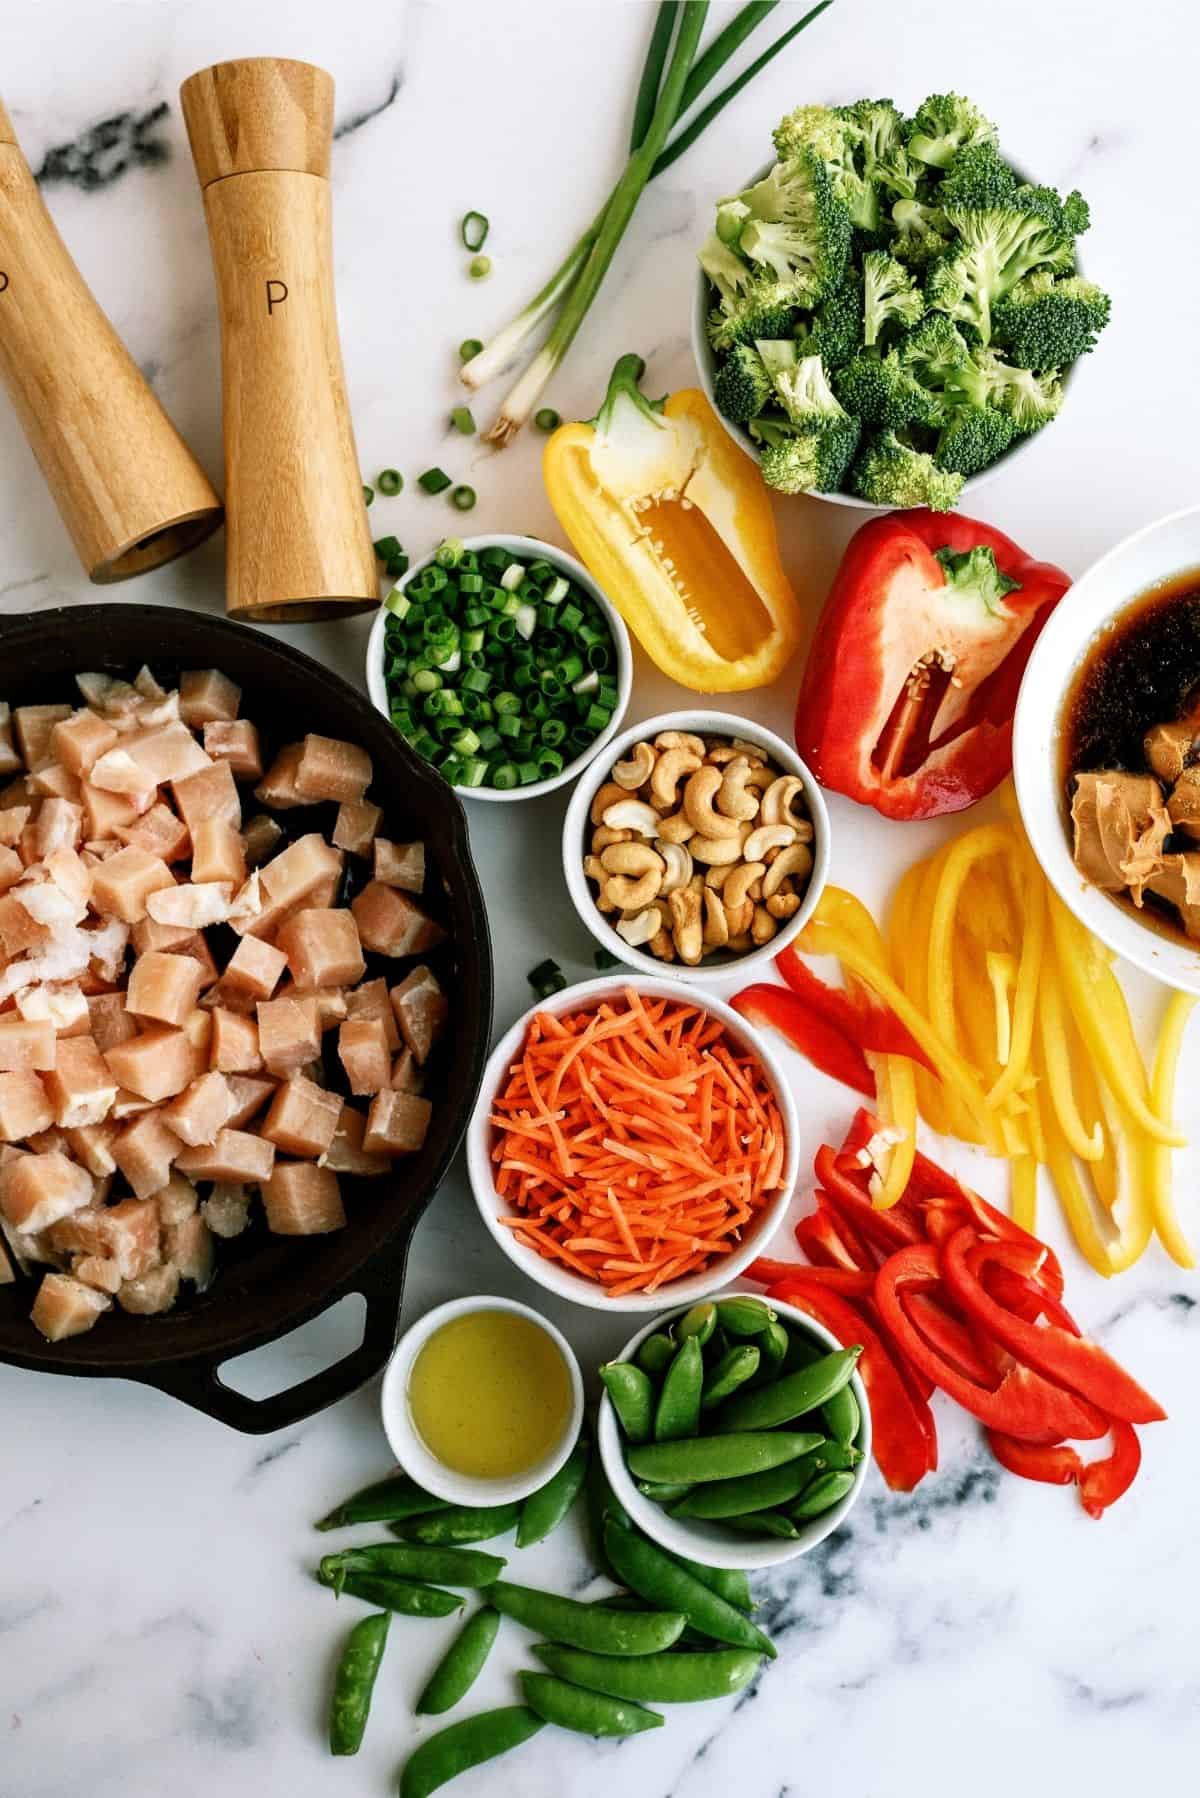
[700,236,798,351]
[735,151,852,306]
[774,103,882,233]
[863,250,925,346]
[839,98,918,201]
[934,404,1018,475]
[752,413,861,496]
[905,93,998,169]
[851,430,965,510]
[947,347,1064,432]
[936,142,1019,210]
[834,350,937,430]
[712,343,773,424]
[991,270,1111,370]
[794,269,863,370]
[927,188,1077,344]
[898,313,974,382]
[891,197,952,268]
[1063,190,1091,235]
[756,346,845,425]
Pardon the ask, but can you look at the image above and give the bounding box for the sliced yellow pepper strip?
[986,951,1016,1069]
[987,855,1045,1108]
[1011,1155,1039,1233]
[1042,1106,1115,1276]
[1149,993,1197,1269]
[1034,959,1104,1162]
[926,824,1013,1053]
[1093,1074,1155,1275]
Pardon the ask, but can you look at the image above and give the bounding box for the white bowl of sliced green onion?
[366,534,632,801]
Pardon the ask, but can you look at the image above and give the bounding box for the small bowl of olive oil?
[381,1295,585,1505]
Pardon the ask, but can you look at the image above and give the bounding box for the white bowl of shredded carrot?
[467,977,800,1310]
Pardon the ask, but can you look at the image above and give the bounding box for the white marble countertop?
[2,2,1199,1793]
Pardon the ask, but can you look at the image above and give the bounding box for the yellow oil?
[408,1310,572,1480]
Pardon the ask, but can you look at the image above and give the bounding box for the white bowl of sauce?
[381,1295,585,1506]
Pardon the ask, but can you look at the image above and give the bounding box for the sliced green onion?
[460,211,490,252]
[492,762,519,791]
[377,468,403,496]
[373,535,403,563]
[362,484,374,507]
[451,485,477,511]
[459,338,484,364]
[459,757,488,788]
[383,588,410,619]
[534,408,562,432]
[527,958,567,998]
[542,576,569,606]
[514,603,537,641]
[571,670,599,696]
[436,538,466,569]
[419,467,453,495]
[468,254,492,280]
[450,727,481,756]
[594,947,621,970]
[450,406,476,436]
[517,760,540,786]
[499,564,524,592]
[412,668,442,694]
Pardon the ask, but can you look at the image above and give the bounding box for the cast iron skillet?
[0,605,493,1432]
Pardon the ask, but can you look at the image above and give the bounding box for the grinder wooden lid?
[180,58,334,187]
[0,97,19,147]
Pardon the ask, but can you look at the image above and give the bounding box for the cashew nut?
[648,926,676,961]
[667,886,703,965]
[723,861,766,913]
[728,932,754,953]
[731,738,765,760]
[654,730,706,759]
[762,843,813,898]
[590,781,627,826]
[600,842,664,878]
[605,872,661,909]
[704,862,733,889]
[743,822,797,861]
[657,810,695,844]
[760,775,808,828]
[612,741,656,789]
[583,854,605,882]
[690,831,747,866]
[658,842,694,895]
[616,906,662,947]
[702,888,729,948]
[767,889,802,920]
[715,756,761,823]
[683,766,743,840]
[601,799,660,836]
[751,904,778,946]
[591,825,632,852]
[651,747,703,810]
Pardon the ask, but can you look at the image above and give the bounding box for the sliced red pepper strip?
[985,1431,1082,1488]
[747,1255,806,1287]
[768,1277,936,1490]
[774,944,935,1070]
[874,1244,1110,1443]
[905,1292,999,1388]
[902,1155,1065,1297]
[816,1145,923,1251]
[941,1227,1166,1425]
[975,1247,1079,1334]
[795,1199,879,1272]
[732,985,874,1097]
[987,1422,1142,1518]
[771,1265,875,1298]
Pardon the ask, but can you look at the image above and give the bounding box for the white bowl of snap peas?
[598,1292,871,1570]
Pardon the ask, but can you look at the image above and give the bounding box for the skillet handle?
[133,1248,407,1434]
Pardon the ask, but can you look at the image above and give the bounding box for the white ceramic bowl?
[563,709,830,983]
[365,533,632,803]
[466,975,800,1313]
[380,1294,584,1505]
[1014,503,1200,993]
[598,1294,871,1570]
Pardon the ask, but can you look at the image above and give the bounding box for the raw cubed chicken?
[64,1121,118,1177]
[202,1184,253,1239]
[260,1074,342,1158]
[126,950,207,1026]
[391,1050,424,1094]
[0,703,22,776]
[257,997,320,1076]
[90,845,175,922]
[125,721,211,786]
[179,669,241,728]
[160,1071,234,1148]
[87,992,138,1055]
[0,1072,54,1142]
[344,978,400,1051]
[263,1162,345,1235]
[146,882,233,930]
[276,907,364,991]
[118,1263,180,1316]
[254,743,306,809]
[333,800,382,857]
[51,710,119,777]
[172,759,241,835]
[209,1007,263,1075]
[373,839,425,892]
[1,1150,93,1233]
[111,1111,180,1201]
[390,966,448,1065]
[295,734,372,804]
[259,834,342,912]
[174,1128,276,1184]
[104,1025,199,1103]
[352,882,446,958]
[204,719,262,780]
[364,1089,433,1157]
[222,1075,276,1129]
[14,704,72,771]
[190,818,246,888]
[164,1211,214,1288]
[31,1272,111,1339]
[338,1018,392,1096]
[241,813,284,868]
[0,1016,56,1072]
[42,1037,117,1127]
[114,801,191,863]
[222,935,288,1003]
[320,1102,389,1176]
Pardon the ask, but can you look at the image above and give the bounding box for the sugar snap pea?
[329,1611,389,1755]
[654,1336,703,1440]
[724,1511,800,1539]
[669,1456,821,1521]
[790,1469,856,1518]
[399,1704,544,1798]
[715,1348,862,1433]
[668,1555,754,1614]
[782,1329,821,1373]
[316,1566,463,1618]
[392,1502,521,1545]
[604,1522,775,1659]
[517,1434,590,1548]
[319,1546,505,1589]
[636,1331,676,1378]
[416,1606,500,1716]
[627,1431,824,1486]
[636,1480,693,1504]
[584,1458,629,1579]
[520,1671,664,1737]
[317,1473,449,1531]
[715,1296,776,1337]
[533,1642,762,1703]
[701,1345,760,1410]
[601,1362,654,1443]
[744,1319,789,1387]
[789,1441,862,1483]
[821,1383,860,1448]
[486,1579,685,1655]
[676,1302,717,1348]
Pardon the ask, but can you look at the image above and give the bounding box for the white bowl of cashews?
[562,710,831,982]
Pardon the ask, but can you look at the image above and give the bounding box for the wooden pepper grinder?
[180,58,377,622]
[0,96,222,582]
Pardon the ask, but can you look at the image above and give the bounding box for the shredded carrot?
[489,988,785,1296]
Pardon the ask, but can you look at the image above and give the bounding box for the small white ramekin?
[365,533,632,803]
[380,1294,584,1505]
[466,974,799,1313]
[598,1293,871,1570]
[562,708,830,983]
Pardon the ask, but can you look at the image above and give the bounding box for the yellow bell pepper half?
[543,354,803,692]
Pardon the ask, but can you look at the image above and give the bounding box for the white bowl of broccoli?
[692,95,1109,513]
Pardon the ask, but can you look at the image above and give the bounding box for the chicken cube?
[352,882,446,958]
[17,981,90,1037]
[14,704,71,771]
[146,881,232,930]
[82,781,143,839]
[104,1026,198,1103]
[261,1074,342,1158]
[0,805,30,847]
[390,966,448,1065]
[87,991,137,1055]
[175,932,220,993]
[333,800,383,857]
[172,759,241,834]
[338,1018,392,1095]
[190,817,246,888]
[257,997,321,1076]
[88,747,160,802]
[72,1253,123,1294]
[51,709,119,777]
[263,1162,345,1235]
[118,1263,180,1316]
[160,1071,234,1148]
[364,1089,433,1157]
[259,834,343,912]
[28,763,82,803]
[0,1236,13,1283]
[294,734,372,805]
[114,801,191,863]
[391,1050,424,1093]
[276,907,364,991]
[42,1037,117,1127]
[112,1109,180,1200]
[131,913,195,954]
[0,703,21,776]
[174,1128,276,1184]
[0,843,23,890]
[164,1211,214,1289]
[203,719,262,780]
[0,1016,56,1073]
[278,983,347,1032]
[374,839,425,892]
[126,950,207,1027]
[241,813,284,869]
[0,892,50,958]
[222,935,287,1004]
[321,1102,390,1176]
[31,1272,111,1339]
[254,743,306,809]
[345,978,401,1052]
[126,721,211,785]
[222,1076,276,1129]
[153,1171,199,1228]
[202,1184,253,1238]
[90,845,175,923]
[34,797,83,858]
[1,1150,92,1233]
[180,669,241,728]
[63,1122,118,1177]
[209,1007,263,1075]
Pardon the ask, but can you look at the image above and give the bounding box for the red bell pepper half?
[794,510,1070,819]
[732,985,875,1097]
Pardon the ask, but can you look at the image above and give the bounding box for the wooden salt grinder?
[179,59,377,622]
[0,96,222,582]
